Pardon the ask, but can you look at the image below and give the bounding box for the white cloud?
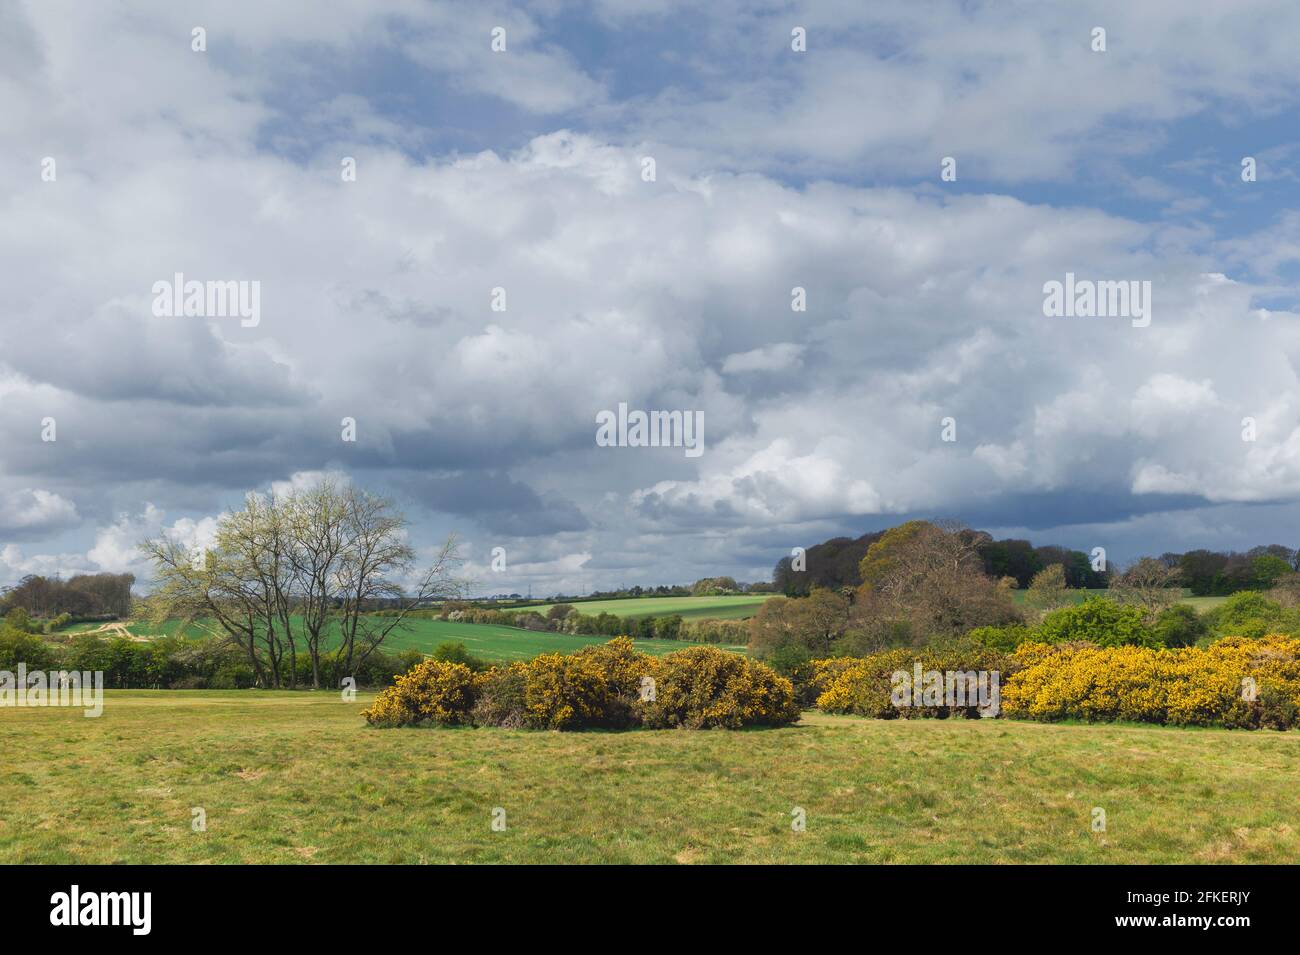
[85,505,219,576]
[721,343,805,374]
[0,488,79,534]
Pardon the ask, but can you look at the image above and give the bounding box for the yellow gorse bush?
[365,637,799,731]
[362,658,478,727]
[812,644,1011,719]
[1000,635,1300,728]
[640,645,799,729]
[521,651,619,730]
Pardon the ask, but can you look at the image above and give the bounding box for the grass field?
[525,594,771,620]
[57,616,745,662]
[379,618,744,660]
[1011,588,1228,612]
[2,691,1296,864]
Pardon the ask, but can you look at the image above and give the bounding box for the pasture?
[524,594,770,620]
[1010,588,1227,612]
[56,616,746,662]
[379,618,745,660]
[1,691,1295,864]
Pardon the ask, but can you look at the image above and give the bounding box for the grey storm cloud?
[397,471,590,537]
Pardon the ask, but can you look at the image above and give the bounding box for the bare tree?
[1109,557,1180,620]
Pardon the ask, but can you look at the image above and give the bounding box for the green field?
[61,616,745,662]
[1011,588,1228,612]
[1,691,1296,863]
[524,594,770,620]
[379,618,744,660]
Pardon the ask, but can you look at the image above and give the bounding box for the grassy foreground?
[2,691,1297,864]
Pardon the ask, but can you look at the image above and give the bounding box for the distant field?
[3,692,1297,863]
[380,618,744,661]
[525,594,771,620]
[1178,594,1229,611]
[61,616,744,662]
[1011,588,1227,612]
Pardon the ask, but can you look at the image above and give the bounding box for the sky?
[4,0,1300,596]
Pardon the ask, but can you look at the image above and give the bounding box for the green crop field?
[2,691,1296,864]
[378,618,744,660]
[61,616,744,662]
[524,594,771,620]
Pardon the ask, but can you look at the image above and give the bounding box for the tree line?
[0,572,134,618]
[751,519,1300,669]
[772,528,1298,595]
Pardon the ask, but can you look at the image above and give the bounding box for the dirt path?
[72,621,150,642]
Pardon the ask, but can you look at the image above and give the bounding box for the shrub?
[652,614,683,641]
[765,641,812,678]
[1001,642,1176,724]
[1000,635,1300,728]
[521,652,617,729]
[572,637,655,727]
[813,643,1012,719]
[639,646,799,729]
[1037,597,1156,647]
[967,623,1036,652]
[812,653,906,718]
[0,630,59,670]
[367,639,798,732]
[1205,591,1292,639]
[362,659,478,728]
[680,618,749,645]
[208,663,257,689]
[3,608,39,635]
[1259,683,1299,731]
[428,642,488,672]
[471,664,529,728]
[1152,604,1206,648]
[546,604,575,622]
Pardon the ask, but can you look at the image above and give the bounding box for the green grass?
[2,692,1296,863]
[64,616,743,662]
[1011,588,1228,612]
[378,618,744,661]
[524,594,771,620]
[1011,587,1107,605]
[52,621,99,633]
[1178,595,1229,612]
